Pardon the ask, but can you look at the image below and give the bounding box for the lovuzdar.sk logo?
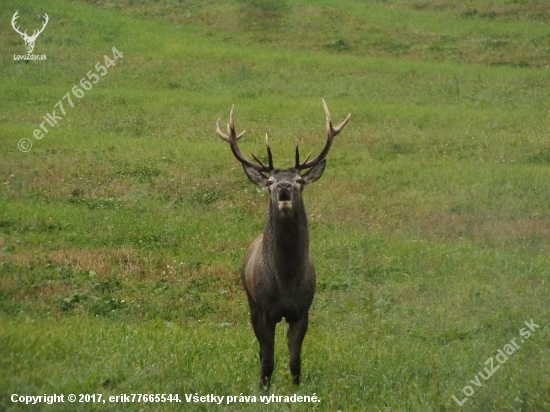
[11,10,48,61]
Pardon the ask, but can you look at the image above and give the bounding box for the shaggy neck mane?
[263,200,309,278]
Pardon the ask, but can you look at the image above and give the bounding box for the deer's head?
[11,11,49,54]
[216,99,350,219]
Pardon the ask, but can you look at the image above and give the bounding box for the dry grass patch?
[0,248,144,278]
[413,211,550,247]
[406,1,550,23]
[14,282,75,302]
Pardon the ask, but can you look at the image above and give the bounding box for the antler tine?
[295,141,311,169]
[215,105,272,173]
[215,117,230,142]
[249,134,274,170]
[216,105,245,142]
[229,104,235,134]
[323,97,351,136]
[265,134,274,170]
[32,13,49,38]
[11,11,27,37]
[296,99,350,170]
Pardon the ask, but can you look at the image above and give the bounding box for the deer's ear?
[242,164,268,186]
[302,159,326,184]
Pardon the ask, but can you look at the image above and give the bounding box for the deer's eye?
[296,178,304,185]
[267,180,275,186]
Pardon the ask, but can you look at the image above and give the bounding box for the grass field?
[1,0,550,410]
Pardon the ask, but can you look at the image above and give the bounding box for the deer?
[216,99,350,388]
[11,11,49,54]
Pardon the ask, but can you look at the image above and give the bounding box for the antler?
[11,12,49,40]
[11,11,27,38]
[295,98,351,170]
[31,13,49,40]
[216,105,273,173]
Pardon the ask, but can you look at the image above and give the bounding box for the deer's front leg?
[257,313,276,388]
[287,313,309,385]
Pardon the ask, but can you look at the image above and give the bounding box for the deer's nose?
[276,182,292,192]
[276,182,292,202]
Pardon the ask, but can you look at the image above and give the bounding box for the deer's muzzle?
[276,183,293,213]
[276,182,292,200]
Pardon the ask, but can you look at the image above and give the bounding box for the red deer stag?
[216,99,350,388]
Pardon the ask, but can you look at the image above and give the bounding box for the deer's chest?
[260,278,314,323]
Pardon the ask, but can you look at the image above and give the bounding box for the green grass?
[1,0,550,410]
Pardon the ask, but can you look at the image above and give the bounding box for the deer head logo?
[11,11,49,54]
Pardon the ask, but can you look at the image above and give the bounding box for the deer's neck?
[263,202,309,277]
